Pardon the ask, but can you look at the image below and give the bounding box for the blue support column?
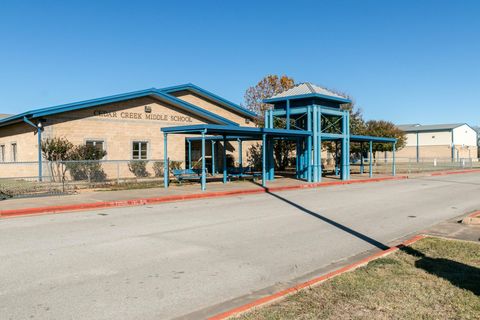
[318,107,322,182]
[369,140,373,178]
[223,136,227,183]
[286,99,290,130]
[392,142,396,176]
[163,133,168,188]
[264,110,270,128]
[299,138,305,179]
[37,126,43,182]
[269,109,274,129]
[335,141,339,176]
[360,142,364,174]
[188,140,192,169]
[238,139,243,170]
[23,117,43,182]
[201,131,206,191]
[312,105,318,182]
[295,138,300,179]
[268,137,274,180]
[307,105,312,182]
[341,111,349,181]
[211,140,216,175]
[262,134,267,187]
[346,111,351,180]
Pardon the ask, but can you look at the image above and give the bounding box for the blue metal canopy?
[161,124,311,137]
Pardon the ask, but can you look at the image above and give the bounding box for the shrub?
[153,161,164,177]
[169,161,183,173]
[128,161,150,178]
[42,137,74,182]
[66,145,107,182]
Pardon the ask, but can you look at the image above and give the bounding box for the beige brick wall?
[0,93,261,179]
[172,91,255,127]
[383,145,478,160]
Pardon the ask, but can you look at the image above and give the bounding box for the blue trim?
[162,124,312,137]
[350,135,397,143]
[273,105,344,117]
[201,130,206,191]
[222,136,227,184]
[0,88,239,127]
[369,141,373,178]
[160,83,258,118]
[211,140,216,175]
[164,133,168,188]
[264,93,351,104]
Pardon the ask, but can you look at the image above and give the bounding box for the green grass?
[240,237,480,320]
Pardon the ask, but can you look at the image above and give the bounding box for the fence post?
[117,162,120,184]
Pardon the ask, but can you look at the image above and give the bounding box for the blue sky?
[0,0,479,125]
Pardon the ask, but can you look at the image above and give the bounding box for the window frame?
[0,144,5,162]
[85,139,106,159]
[131,140,149,160]
[11,142,17,162]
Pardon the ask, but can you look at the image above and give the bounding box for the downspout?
[23,117,43,181]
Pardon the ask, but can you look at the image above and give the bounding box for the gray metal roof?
[270,82,346,100]
[397,123,465,132]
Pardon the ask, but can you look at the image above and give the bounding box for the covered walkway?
[161,124,397,191]
[162,124,310,190]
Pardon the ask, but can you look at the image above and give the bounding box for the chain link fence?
[1,157,479,199]
[0,159,172,199]
[349,157,480,175]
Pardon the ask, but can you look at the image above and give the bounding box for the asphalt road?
[1,173,480,319]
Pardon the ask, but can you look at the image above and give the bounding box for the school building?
[0,84,258,178]
[396,123,478,160]
[0,82,398,189]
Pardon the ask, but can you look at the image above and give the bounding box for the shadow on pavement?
[257,183,480,296]
[264,189,389,250]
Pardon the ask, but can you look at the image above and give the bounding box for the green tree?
[364,120,406,156]
[67,145,107,182]
[243,75,296,170]
[244,75,295,125]
[42,137,75,182]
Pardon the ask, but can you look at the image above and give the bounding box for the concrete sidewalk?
[0,174,404,215]
[2,167,480,216]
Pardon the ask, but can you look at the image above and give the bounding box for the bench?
[227,167,261,180]
[172,169,206,183]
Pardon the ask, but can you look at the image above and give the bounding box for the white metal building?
[396,123,478,160]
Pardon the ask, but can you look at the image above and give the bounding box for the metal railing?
[1,157,479,198]
[348,157,479,175]
[0,159,175,198]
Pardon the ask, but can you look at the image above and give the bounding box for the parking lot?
[1,173,480,319]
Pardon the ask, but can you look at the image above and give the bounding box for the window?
[132,141,148,160]
[0,145,4,162]
[11,143,17,162]
[86,140,104,152]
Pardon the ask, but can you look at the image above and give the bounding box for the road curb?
[429,168,480,176]
[0,176,407,218]
[462,210,480,225]
[208,234,426,320]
